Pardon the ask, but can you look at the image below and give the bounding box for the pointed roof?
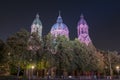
[32,13,42,25]
[78,14,87,25]
[56,11,63,23]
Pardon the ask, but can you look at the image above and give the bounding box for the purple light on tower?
[50,12,69,38]
[77,14,91,45]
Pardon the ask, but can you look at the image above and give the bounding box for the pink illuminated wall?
[77,14,91,45]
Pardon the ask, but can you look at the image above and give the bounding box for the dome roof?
[51,23,68,31]
[51,13,69,32]
[78,14,87,25]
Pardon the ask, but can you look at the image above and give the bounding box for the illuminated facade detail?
[31,14,42,40]
[50,12,69,38]
[28,14,42,50]
[77,14,91,45]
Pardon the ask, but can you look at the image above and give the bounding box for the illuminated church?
[77,14,91,45]
[30,13,92,46]
[50,12,69,39]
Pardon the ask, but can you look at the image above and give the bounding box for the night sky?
[0,0,120,51]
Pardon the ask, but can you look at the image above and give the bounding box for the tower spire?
[80,14,84,19]
[36,13,39,18]
[59,10,61,17]
[78,13,87,25]
[57,11,63,23]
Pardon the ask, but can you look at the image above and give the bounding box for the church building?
[30,13,92,46]
[50,12,69,39]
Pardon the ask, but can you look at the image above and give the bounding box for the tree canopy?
[0,29,120,76]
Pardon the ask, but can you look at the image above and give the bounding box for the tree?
[70,39,105,77]
[6,29,30,77]
[42,35,74,77]
[0,39,12,75]
[27,31,43,66]
[0,39,5,64]
[54,36,74,76]
[101,50,120,76]
[72,39,90,72]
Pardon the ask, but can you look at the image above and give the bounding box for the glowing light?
[116,66,120,70]
[31,65,35,69]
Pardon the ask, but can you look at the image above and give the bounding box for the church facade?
[50,12,69,39]
[30,13,92,46]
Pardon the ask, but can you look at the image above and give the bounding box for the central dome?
[50,13,69,38]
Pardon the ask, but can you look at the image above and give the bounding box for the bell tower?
[31,14,42,40]
[77,14,91,45]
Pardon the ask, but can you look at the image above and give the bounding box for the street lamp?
[116,66,120,79]
[105,66,108,78]
[8,52,11,73]
[31,66,35,79]
[32,66,35,69]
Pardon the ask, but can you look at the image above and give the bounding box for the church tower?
[50,12,69,38]
[31,14,42,40]
[77,14,91,45]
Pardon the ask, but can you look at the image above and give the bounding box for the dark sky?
[0,0,120,51]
